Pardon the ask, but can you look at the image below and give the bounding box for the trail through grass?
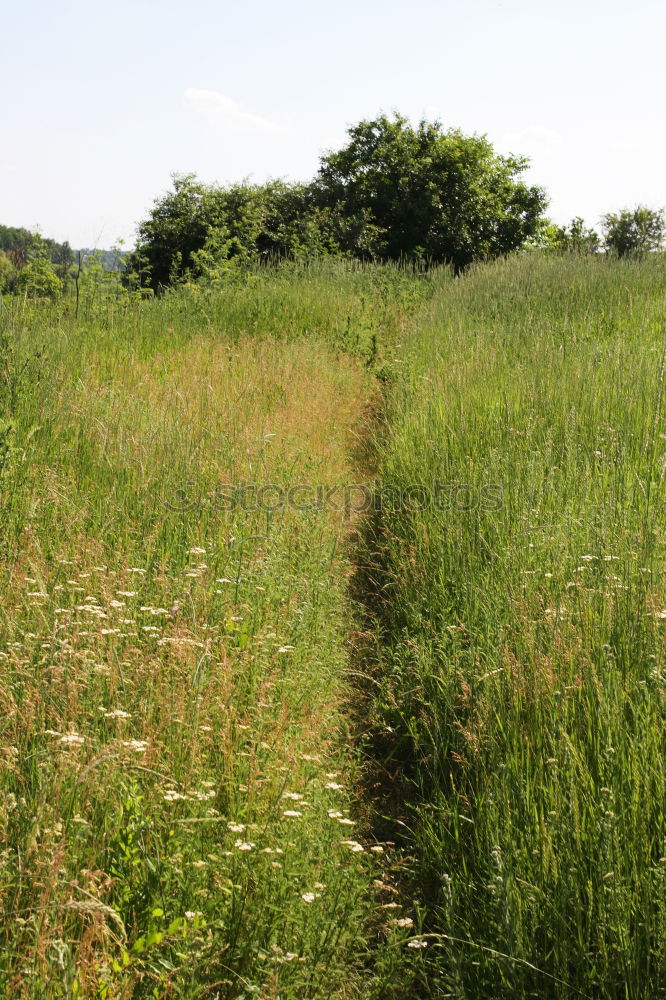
[0,263,435,998]
[4,254,665,999]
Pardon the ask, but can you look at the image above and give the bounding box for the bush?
[602,205,665,257]
[15,258,63,299]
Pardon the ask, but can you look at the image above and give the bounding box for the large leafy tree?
[314,113,548,269]
[602,206,665,257]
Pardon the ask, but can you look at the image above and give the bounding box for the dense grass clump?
[360,254,666,998]
[0,262,435,999]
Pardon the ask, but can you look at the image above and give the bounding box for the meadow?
[360,253,666,998]
[0,263,434,998]
[1,253,665,999]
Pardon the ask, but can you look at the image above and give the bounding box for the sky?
[2,0,665,249]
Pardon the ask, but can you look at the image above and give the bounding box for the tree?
[533,217,600,254]
[313,113,548,269]
[50,240,75,283]
[602,206,665,257]
[554,217,600,254]
[0,251,15,292]
[0,225,35,268]
[125,174,226,290]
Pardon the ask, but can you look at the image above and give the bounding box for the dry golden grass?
[0,272,420,998]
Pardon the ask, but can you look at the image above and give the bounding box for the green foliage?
[15,257,63,298]
[124,175,340,291]
[602,205,665,257]
[314,113,548,269]
[0,223,74,277]
[545,215,600,253]
[78,246,126,272]
[126,113,549,290]
[50,239,75,282]
[124,174,216,289]
[0,224,36,268]
[0,250,15,292]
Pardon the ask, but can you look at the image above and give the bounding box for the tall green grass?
[360,254,666,998]
[0,262,435,999]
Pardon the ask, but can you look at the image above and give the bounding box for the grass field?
[359,253,666,998]
[0,263,434,998]
[1,254,665,999]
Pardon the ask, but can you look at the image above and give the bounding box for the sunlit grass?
[0,262,435,998]
[6,252,663,998]
[360,253,666,999]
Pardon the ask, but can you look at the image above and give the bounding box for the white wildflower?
[58,733,85,747]
[163,790,188,802]
[234,840,255,851]
[341,840,364,852]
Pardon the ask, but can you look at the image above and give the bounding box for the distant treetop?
[314,113,548,271]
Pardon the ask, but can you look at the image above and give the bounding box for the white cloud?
[184,89,284,133]
[500,126,564,157]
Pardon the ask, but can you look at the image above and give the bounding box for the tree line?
[2,113,665,298]
[0,227,126,299]
[0,225,75,298]
[125,114,549,290]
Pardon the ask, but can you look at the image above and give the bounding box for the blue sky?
[3,0,665,248]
